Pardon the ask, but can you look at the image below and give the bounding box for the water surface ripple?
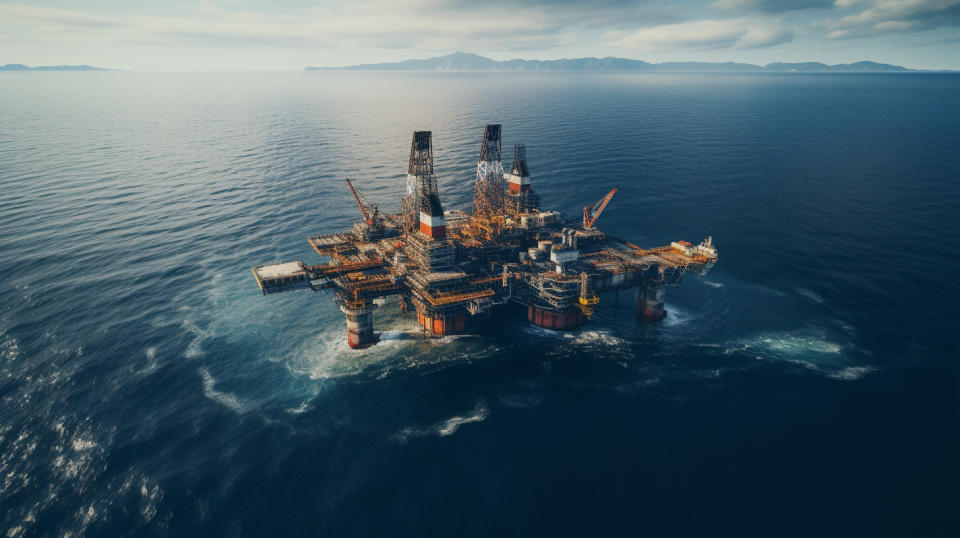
[1,72,958,537]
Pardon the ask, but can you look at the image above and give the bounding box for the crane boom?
[345,179,373,225]
[583,188,617,229]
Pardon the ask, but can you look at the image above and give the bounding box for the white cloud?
[825,0,960,38]
[711,0,833,12]
[1,0,958,69]
[605,17,793,51]
[0,2,573,52]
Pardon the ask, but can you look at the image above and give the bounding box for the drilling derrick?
[402,130,437,233]
[472,124,506,217]
[250,123,719,349]
[402,131,455,274]
[405,131,446,240]
[505,144,540,216]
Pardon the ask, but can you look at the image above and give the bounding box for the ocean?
[1,71,958,536]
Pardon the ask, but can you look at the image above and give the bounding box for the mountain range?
[1,64,108,71]
[306,52,925,73]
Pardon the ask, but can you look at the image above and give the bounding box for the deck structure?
[252,125,718,348]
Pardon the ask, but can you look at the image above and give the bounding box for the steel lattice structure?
[250,123,718,349]
[472,124,505,216]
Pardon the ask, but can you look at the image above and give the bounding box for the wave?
[744,333,843,355]
[135,346,160,376]
[284,322,495,382]
[182,319,210,359]
[523,325,626,347]
[795,287,826,304]
[286,400,312,414]
[828,365,875,380]
[392,401,489,444]
[1,333,20,363]
[729,330,874,381]
[662,306,697,328]
[567,329,626,347]
[198,367,245,412]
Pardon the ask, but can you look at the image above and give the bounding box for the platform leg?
[528,306,583,330]
[342,305,376,349]
[417,310,466,336]
[636,284,666,322]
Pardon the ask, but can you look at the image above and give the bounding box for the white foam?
[286,329,375,380]
[1,334,20,363]
[525,325,626,348]
[52,448,93,481]
[754,334,842,355]
[703,280,724,288]
[79,505,96,527]
[796,288,826,304]
[523,325,560,337]
[436,404,488,436]
[285,320,488,382]
[71,438,97,451]
[199,368,244,412]
[565,329,626,347]
[829,366,875,381]
[731,330,875,381]
[139,478,163,522]
[662,306,697,327]
[182,319,210,359]
[286,401,311,414]
[377,330,407,342]
[136,346,160,376]
[393,402,489,443]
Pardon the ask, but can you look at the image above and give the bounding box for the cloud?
[606,17,794,51]
[825,0,960,38]
[711,0,834,13]
[0,2,575,52]
[1,0,958,68]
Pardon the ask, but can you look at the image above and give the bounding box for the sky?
[1,0,959,70]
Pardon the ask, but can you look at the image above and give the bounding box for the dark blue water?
[1,72,959,536]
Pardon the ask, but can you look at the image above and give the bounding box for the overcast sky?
[2,0,959,70]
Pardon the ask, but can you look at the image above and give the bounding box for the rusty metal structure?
[472,124,506,217]
[251,124,718,349]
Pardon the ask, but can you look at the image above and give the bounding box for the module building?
[252,125,718,349]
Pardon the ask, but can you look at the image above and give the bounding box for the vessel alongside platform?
[252,124,718,349]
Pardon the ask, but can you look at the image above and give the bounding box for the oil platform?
[252,125,718,349]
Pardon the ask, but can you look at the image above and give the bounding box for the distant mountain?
[1,63,108,71]
[307,53,924,73]
[764,61,908,72]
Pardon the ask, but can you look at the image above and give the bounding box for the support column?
[527,306,584,330]
[636,284,666,322]
[418,310,466,336]
[342,305,376,349]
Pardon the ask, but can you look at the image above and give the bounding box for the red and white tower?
[504,144,531,193]
[406,131,446,239]
[504,144,540,214]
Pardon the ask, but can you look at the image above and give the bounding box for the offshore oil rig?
[252,125,718,349]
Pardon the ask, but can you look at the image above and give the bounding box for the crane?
[345,179,379,226]
[582,188,617,229]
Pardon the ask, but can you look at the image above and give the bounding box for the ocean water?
[1,71,959,536]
